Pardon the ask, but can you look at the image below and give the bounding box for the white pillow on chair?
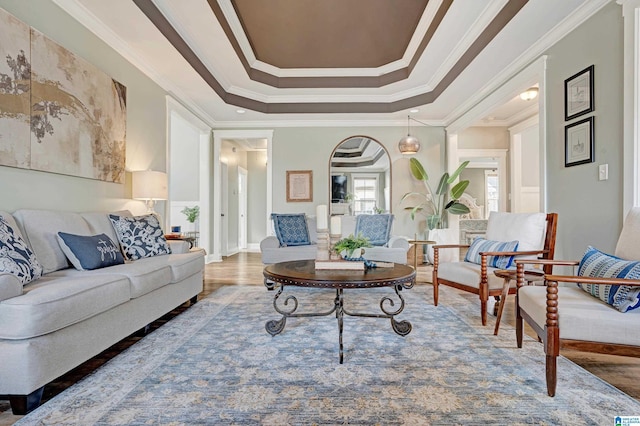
[485,212,546,252]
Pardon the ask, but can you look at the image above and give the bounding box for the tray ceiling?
[53,0,610,125]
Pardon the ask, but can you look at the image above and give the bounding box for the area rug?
[17,284,640,425]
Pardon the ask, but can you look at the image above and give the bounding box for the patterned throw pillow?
[464,238,519,269]
[271,213,311,247]
[0,215,43,284]
[354,214,393,246]
[577,246,640,312]
[109,214,171,261]
[57,232,125,270]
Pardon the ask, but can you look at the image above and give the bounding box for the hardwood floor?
[2,252,640,424]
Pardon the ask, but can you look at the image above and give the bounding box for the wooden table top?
[263,259,415,289]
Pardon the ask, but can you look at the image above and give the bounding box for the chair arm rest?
[545,274,640,287]
[387,236,409,250]
[167,240,190,254]
[515,259,579,267]
[433,244,470,249]
[260,236,281,250]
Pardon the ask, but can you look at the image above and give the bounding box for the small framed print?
[565,117,594,167]
[564,65,594,121]
[286,170,313,202]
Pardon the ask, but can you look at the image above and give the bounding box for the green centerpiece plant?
[333,233,372,258]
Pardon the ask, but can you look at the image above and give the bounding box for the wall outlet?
[599,164,608,181]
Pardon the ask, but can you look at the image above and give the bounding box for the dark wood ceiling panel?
[231,0,428,69]
[208,0,452,88]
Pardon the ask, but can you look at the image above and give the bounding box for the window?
[353,175,378,215]
[485,170,499,218]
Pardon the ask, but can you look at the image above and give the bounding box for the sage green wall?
[271,126,445,238]
[545,1,623,260]
[0,0,167,215]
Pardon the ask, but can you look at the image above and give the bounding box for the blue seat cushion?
[577,246,640,312]
[464,238,519,269]
[354,214,393,246]
[271,213,311,247]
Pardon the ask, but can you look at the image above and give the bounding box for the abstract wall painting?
[0,8,31,169]
[0,7,127,184]
[30,28,126,183]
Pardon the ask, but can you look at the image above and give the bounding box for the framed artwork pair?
[564,65,594,167]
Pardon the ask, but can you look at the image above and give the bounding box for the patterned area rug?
[17,284,640,425]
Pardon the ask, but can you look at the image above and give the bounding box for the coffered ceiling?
[53,0,610,127]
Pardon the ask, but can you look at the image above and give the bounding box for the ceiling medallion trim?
[132,0,529,114]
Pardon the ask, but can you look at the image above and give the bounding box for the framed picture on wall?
[565,116,594,167]
[564,65,594,121]
[286,170,313,202]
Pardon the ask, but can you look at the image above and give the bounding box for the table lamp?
[132,170,168,214]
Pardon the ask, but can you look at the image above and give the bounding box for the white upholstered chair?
[516,207,640,396]
[432,212,558,326]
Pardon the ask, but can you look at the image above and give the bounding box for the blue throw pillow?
[271,213,311,247]
[577,246,640,312]
[354,214,393,246]
[57,232,125,270]
[464,238,519,269]
[109,214,171,261]
[0,215,43,285]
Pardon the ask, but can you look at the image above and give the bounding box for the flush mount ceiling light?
[398,115,431,154]
[519,87,539,101]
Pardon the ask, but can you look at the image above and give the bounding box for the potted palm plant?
[401,158,471,263]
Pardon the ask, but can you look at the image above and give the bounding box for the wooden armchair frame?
[514,259,640,396]
[432,213,558,326]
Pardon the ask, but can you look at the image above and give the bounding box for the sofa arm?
[388,236,410,251]
[0,274,23,302]
[168,240,190,254]
[260,236,281,251]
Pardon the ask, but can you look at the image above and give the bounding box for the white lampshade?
[132,170,168,213]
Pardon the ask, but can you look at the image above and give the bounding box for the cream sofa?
[0,209,205,414]
[260,215,410,265]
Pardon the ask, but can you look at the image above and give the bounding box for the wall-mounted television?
[331,175,347,203]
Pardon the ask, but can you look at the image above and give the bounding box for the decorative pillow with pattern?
[271,213,311,247]
[354,214,393,246]
[57,232,125,270]
[109,214,171,261]
[577,246,640,312]
[0,215,43,285]
[464,238,519,269]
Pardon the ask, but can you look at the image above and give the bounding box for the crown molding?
[425,0,509,90]
[212,118,446,129]
[52,0,219,127]
[444,0,610,127]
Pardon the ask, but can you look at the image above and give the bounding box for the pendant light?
[398,115,421,154]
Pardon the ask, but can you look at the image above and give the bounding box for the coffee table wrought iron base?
[263,260,415,363]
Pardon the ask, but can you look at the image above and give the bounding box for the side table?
[407,239,436,270]
[493,269,544,335]
[165,234,196,249]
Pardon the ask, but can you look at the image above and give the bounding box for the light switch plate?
[599,164,608,181]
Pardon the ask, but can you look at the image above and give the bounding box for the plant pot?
[427,228,459,264]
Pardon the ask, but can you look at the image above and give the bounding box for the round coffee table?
[263,259,416,363]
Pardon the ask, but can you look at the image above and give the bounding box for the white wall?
[269,126,445,238]
[545,1,623,260]
[169,112,200,202]
[247,151,267,246]
[0,0,167,216]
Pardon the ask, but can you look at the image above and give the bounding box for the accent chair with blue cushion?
[432,211,558,326]
[516,207,640,397]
